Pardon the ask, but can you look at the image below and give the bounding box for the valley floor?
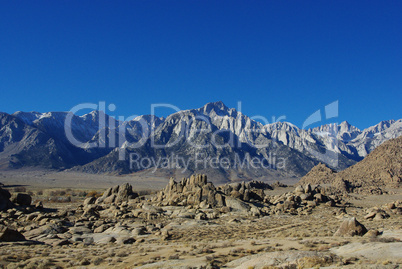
[0,182,401,269]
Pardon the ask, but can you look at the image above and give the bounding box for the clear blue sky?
[1,0,401,130]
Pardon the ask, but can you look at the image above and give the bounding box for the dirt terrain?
[0,173,401,269]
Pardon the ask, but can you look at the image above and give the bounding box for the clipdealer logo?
[64,101,339,173]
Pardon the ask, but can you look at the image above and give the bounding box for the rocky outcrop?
[333,136,402,193]
[0,225,25,242]
[265,183,337,214]
[96,183,139,204]
[298,163,337,186]
[1,187,34,211]
[218,180,271,202]
[299,136,402,194]
[154,174,226,208]
[11,193,32,206]
[154,175,337,216]
[333,217,368,237]
[0,187,13,211]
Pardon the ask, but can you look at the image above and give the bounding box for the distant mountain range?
[1,101,401,183]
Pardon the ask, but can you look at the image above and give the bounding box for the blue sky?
[0,0,401,130]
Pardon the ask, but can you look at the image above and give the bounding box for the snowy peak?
[12,111,42,125]
[264,122,300,135]
[360,120,396,137]
[198,101,239,118]
[339,121,361,133]
[309,121,361,142]
[202,101,228,113]
[4,105,402,176]
[337,121,361,142]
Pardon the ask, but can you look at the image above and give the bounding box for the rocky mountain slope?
[299,136,402,193]
[1,101,401,183]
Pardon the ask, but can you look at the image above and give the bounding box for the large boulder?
[24,224,68,240]
[0,225,25,242]
[12,193,32,206]
[334,217,368,237]
[97,183,138,204]
[0,187,13,211]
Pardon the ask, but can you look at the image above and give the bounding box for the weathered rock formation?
[0,225,25,242]
[333,217,368,237]
[96,183,139,204]
[154,174,225,208]
[0,187,13,211]
[265,183,337,214]
[218,180,271,202]
[11,193,32,206]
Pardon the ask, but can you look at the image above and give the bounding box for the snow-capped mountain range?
[0,101,401,183]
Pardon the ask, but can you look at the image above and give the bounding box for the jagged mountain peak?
[339,120,351,127]
[12,111,42,125]
[198,101,238,118]
[132,114,164,123]
[2,105,402,181]
[362,119,396,134]
[203,101,228,111]
[81,110,110,122]
[339,121,361,132]
[265,121,299,130]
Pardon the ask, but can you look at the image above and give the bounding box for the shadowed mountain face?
[0,112,85,169]
[0,102,401,183]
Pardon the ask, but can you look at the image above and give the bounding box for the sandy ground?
[0,169,169,191]
[0,169,300,192]
[0,171,401,268]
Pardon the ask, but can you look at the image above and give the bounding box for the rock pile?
[0,176,347,247]
[364,201,402,220]
[154,174,225,208]
[218,180,270,202]
[0,187,13,211]
[298,163,337,186]
[155,176,338,216]
[0,186,33,211]
[265,184,337,214]
[95,183,139,204]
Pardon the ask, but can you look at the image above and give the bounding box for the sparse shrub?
[137,190,156,196]
[78,191,87,197]
[48,195,71,203]
[86,190,101,198]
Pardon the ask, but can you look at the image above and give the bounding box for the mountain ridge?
[1,101,401,183]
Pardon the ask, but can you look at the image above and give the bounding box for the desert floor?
[0,171,401,269]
